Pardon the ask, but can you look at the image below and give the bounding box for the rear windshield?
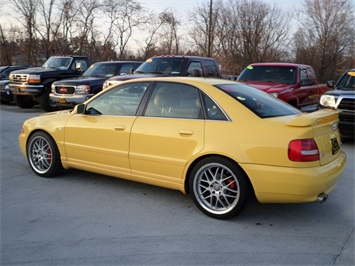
[215,83,301,118]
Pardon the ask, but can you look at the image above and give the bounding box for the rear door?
[129,82,205,186]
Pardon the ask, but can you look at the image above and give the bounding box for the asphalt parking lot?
[1,103,354,265]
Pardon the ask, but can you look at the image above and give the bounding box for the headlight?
[76,85,90,94]
[51,83,55,93]
[320,95,337,108]
[102,81,109,90]
[9,74,13,82]
[28,74,41,83]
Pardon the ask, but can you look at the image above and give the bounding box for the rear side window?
[216,83,300,118]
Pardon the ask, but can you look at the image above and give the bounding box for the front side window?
[85,82,149,116]
[187,61,203,77]
[204,60,219,77]
[216,83,300,118]
[145,82,202,119]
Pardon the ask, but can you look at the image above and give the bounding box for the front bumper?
[241,150,347,203]
[50,93,94,107]
[9,84,43,95]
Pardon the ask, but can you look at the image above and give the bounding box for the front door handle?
[114,125,126,131]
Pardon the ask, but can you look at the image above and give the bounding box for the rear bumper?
[241,151,347,203]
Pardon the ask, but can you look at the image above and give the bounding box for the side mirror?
[75,62,82,71]
[327,80,335,88]
[74,104,86,114]
[301,78,314,86]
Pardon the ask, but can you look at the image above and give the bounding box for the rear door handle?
[179,130,194,136]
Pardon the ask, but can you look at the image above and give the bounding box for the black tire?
[189,156,248,219]
[27,131,63,177]
[40,87,58,112]
[14,95,36,108]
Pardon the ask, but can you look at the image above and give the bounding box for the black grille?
[55,86,75,94]
[12,74,27,83]
[338,98,355,111]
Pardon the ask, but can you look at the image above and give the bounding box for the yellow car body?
[19,77,347,219]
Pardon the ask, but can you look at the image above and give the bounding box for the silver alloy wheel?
[193,162,240,215]
[28,135,53,174]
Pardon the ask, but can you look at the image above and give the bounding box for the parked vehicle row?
[2,57,354,138]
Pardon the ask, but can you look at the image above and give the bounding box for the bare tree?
[158,10,180,55]
[10,0,39,65]
[103,0,144,60]
[75,0,102,55]
[189,0,220,57]
[295,0,355,82]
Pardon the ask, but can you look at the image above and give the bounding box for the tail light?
[288,139,320,162]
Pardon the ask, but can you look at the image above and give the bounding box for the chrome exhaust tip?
[317,193,328,203]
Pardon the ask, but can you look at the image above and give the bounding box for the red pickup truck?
[237,63,330,112]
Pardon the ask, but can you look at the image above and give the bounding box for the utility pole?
[208,0,213,57]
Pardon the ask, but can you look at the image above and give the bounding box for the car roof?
[113,76,235,86]
[249,62,311,68]
[93,61,143,64]
[150,55,215,60]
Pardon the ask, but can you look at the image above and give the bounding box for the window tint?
[187,61,203,77]
[216,84,300,118]
[204,60,219,77]
[145,82,202,119]
[72,59,88,72]
[337,71,355,91]
[201,93,227,120]
[119,64,135,75]
[238,66,296,84]
[85,82,149,116]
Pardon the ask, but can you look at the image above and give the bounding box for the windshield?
[42,57,72,70]
[83,63,119,78]
[216,83,301,118]
[135,57,185,75]
[238,65,297,84]
[336,71,355,91]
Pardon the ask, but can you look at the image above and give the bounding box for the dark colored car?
[320,69,355,138]
[50,61,142,109]
[0,66,28,104]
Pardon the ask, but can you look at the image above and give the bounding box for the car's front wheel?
[27,131,63,177]
[189,156,248,219]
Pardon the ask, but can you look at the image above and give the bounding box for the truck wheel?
[14,95,36,108]
[40,87,58,112]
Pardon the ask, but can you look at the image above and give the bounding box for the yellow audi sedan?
[19,77,346,219]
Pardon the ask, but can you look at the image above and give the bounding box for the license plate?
[331,138,340,155]
[15,87,20,94]
[59,98,66,104]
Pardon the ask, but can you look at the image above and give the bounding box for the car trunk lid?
[286,109,342,166]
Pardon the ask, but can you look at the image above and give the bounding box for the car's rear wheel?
[189,156,248,219]
[27,131,63,177]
